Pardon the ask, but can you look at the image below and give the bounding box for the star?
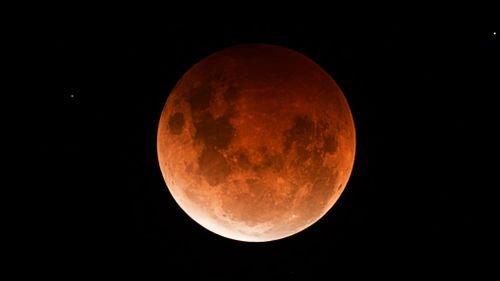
[65,88,80,101]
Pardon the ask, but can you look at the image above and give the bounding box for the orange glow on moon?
[157,44,355,242]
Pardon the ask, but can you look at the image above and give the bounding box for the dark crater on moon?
[193,112,235,150]
[198,148,231,186]
[168,112,185,135]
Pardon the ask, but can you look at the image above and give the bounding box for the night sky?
[33,22,497,277]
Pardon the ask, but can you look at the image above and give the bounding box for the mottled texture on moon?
[157,44,356,242]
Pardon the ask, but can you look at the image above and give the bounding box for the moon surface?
[157,44,355,242]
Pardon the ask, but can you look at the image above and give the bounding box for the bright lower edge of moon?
[157,44,356,242]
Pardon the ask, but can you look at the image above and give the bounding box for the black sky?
[31,22,497,277]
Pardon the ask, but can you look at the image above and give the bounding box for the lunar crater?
[168,112,185,135]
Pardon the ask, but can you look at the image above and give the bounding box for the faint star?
[65,88,80,100]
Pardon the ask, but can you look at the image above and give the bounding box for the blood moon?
[157,44,355,242]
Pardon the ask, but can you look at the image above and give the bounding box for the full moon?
[157,44,355,242]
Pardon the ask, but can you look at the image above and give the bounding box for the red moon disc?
[157,44,356,242]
